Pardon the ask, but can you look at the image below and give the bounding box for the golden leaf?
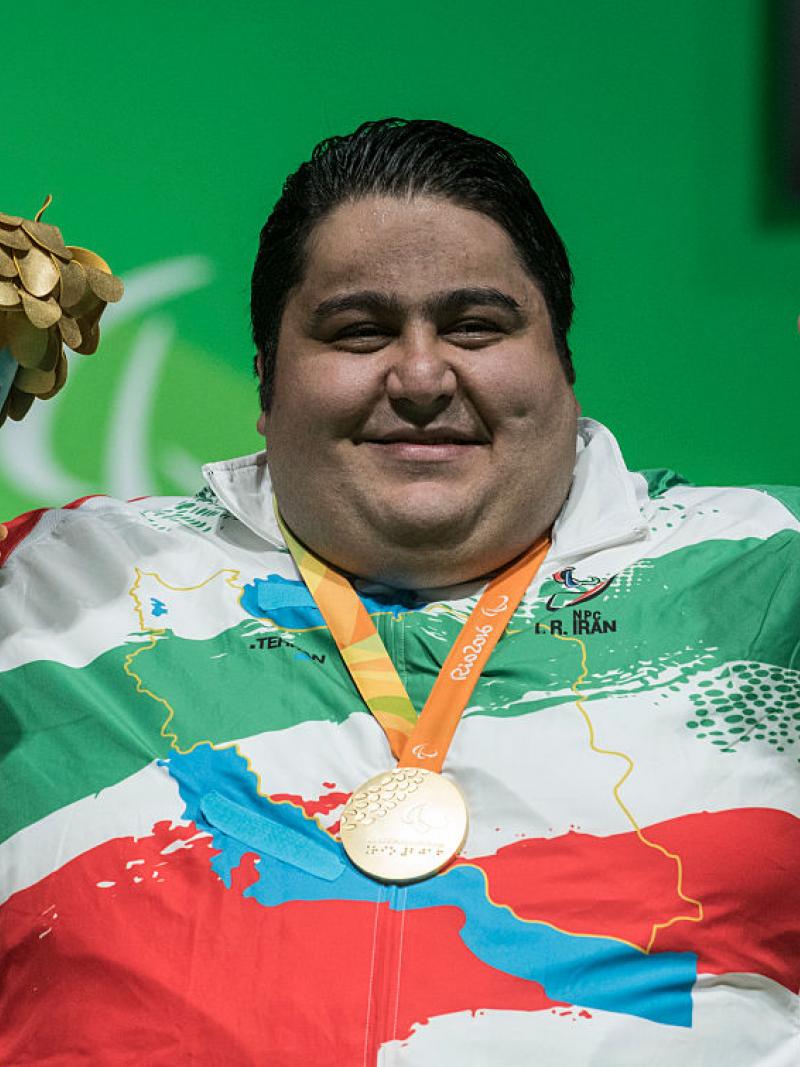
[73,319,100,355]
[5,312,50,367]
[0,223,32,252]
[68,245,112,273]
[0,280,21,307]
[37,329,62,373]
[0,246,17,278]
[58,258,87,309]
[21,218,71,260]
[14,363,56,397]
[57,314,81,349]
[84,264,124,303]
[20,290,61,329]
[16,246,60,299]
[8,387,34,421]
[38,347,68,399]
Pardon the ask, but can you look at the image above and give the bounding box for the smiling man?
[1,120,799,1066]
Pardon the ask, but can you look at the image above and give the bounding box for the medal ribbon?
[276,509,549,774]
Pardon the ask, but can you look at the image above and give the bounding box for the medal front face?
[339,767,468,883]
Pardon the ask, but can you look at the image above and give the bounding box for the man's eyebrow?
[424,287,523,318]
[310,291,402,323]
[309,287,523,324]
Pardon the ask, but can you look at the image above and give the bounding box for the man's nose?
[385,326,457,423]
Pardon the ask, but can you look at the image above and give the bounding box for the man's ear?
[255,353,267,437]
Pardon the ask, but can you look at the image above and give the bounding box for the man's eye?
[446,320,503,340]
[455,321,491,332]
[333,324,387,343]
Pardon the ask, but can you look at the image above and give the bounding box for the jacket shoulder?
[744,484,800,524]
[0,487,225,569]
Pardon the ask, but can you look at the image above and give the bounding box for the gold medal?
[276,510,549,885]
[340,767,468,883]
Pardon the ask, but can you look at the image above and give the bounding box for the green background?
[2,0,798,518]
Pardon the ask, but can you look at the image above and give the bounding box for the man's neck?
[282,522,552,591]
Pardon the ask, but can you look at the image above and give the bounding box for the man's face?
[263,194,578,587]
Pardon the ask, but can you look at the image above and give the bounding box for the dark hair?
[251,118,575,409]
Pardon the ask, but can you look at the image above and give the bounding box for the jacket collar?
[551,417,650,562]
[201,417,650,563]
[202,450,284,549]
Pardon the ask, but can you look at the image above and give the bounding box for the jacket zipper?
[360,612,411,1064]
[362,883,408,1064]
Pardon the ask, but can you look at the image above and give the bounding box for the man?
[1,119,798,1065]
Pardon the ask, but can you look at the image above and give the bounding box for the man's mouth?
[356,429,488,460]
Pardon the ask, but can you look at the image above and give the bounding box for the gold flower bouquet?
[0,198,123,537]
[0,197,123,429]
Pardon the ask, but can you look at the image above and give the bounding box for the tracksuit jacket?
[1,417,798,1065]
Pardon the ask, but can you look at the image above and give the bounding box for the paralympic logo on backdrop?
[0,255,216,506]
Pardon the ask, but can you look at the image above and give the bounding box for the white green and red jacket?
[1,418,798,1065]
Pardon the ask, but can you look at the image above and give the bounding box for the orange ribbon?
[277,505,549,773]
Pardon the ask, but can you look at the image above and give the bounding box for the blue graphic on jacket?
[166,745,698,1028]
[240,574,420,628]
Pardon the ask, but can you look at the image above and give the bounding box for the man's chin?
[371,500,476,549]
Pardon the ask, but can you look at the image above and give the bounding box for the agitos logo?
[545,569,615,611]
